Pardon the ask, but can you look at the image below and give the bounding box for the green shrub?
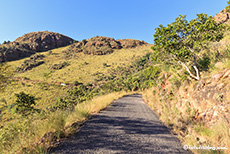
[50,61,70,70]
[14,92,37,115]
[198,54,211,71]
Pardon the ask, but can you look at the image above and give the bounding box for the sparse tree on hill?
[152,13,223,80]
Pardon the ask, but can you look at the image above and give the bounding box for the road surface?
[50,94,191,154]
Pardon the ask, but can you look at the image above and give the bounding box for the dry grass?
[0,43,151,153]
[142,84,230,154]
[0,91,131,154]
[0,45,151,123]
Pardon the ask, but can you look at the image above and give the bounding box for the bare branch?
[170,54,199,80]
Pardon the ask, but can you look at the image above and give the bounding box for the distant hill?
[0,31,74,62]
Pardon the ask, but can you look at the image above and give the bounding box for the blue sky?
[0,0,227,44]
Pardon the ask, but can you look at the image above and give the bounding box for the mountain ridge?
[0,31,149,62]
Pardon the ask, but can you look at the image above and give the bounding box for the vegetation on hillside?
[152,13,223,80]
[0,5,230,154]
[146,12,230,154]
[0,44,152,153]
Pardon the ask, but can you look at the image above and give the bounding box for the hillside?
[0,32,148,63]
[0,7,230,154]
[0,34,152,153]
[142,11,230,154]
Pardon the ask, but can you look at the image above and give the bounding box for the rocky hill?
[67,36,148,56]
[0,31,74,62]
[0,32,148,62]
[15,31,74,52]
[214,9,230,25]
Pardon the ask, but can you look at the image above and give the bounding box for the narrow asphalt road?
[50,94,191,154]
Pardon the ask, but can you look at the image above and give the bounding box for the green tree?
[152,14,223,80]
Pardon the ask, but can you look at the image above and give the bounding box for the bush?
[198,54,211,71]
[14,92,37,115]
[16,54,45,72]
[50,61,70,70]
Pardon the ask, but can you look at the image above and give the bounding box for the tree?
[152,14,223,80]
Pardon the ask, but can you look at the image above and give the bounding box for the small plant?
[73,80,82,86]
[103,63,108,67]
[48,50,52,55]
[82,39,87,45]
[14,92,37,115]
[2,40,10,44]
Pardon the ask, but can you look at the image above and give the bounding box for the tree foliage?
[152,14,223,80]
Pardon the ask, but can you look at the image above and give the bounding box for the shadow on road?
[50,95,191,154]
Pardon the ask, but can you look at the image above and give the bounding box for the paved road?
[50,94,191,154]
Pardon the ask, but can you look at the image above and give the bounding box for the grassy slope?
[9,46,151,84]
[0,45,151,121]
[0,44,152,153]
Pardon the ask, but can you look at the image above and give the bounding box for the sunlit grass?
[0,91,130,154]
[8,45,152,84]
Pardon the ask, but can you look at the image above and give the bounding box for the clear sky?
[0,0,227,44]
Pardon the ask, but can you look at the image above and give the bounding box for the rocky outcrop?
[0,31,74,62]
[214,9,230,25]
[67,36,121,55]
[160,70,230,127]
[0,42,34,62]
[67,36,148,56]
[117,39,148,49]
[15,31,74,52]
[16,54,45,72]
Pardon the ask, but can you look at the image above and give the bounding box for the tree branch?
[170,54,200,80]
[187,47,200,80]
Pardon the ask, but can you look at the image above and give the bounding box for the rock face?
[68,36,122,55]
[214,9,230,25]
[67,36,148,56]
[0,42,34,62]
[0,31,74,62]
[15,31,74,52]
[160,69,230,127]
[117,39,147,49]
